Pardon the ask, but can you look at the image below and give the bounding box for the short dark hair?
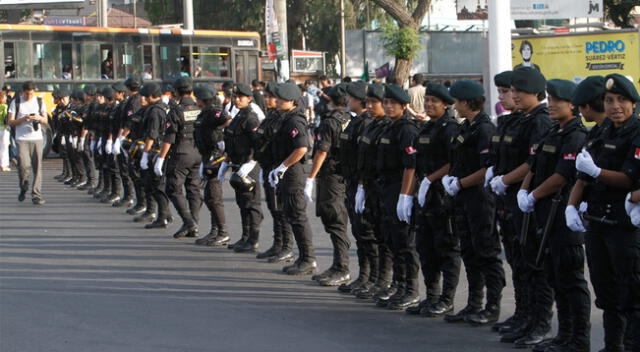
[22,81,36,91]
[176,87,192,96]
[464,96,486,111]
[537,91,546,101]
[581,94,605,113]
[412,73,424,84]
[251,79,260,87]
[342,76,352,83]
[520,40,533,54]
[332,95,348,107]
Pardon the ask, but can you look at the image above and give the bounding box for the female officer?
[442,80,505,326]
[570,73,640,352]
[376,84,420,310]
[403,82,461,317]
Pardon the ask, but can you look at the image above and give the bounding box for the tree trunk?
[394,57,413,87]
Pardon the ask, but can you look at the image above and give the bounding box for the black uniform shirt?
[357,116,390,182]
[272,107,311,190]
[376,114,418,184]
[142,102,169,144]
[414,111,459,177]
[194,103,229,162]
[449,112,495,179]
[254,108,283,169]
[224,106,260,165]
[339,111,372,179]
[314,107,350,176]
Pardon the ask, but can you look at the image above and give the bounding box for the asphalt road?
[0,159,604,352]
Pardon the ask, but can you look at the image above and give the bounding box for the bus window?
[79,43,101,80]
[115,43,143,79]
[248,53,258,82]
[100,45,113,79]
[193,47,230,78]
[180,46,191,77]
[143,45,153,80]
[3,42,16,78]
[157,43,180,80]
[61,43,73,80]
[235,53,245,84]
[33,42,61,79]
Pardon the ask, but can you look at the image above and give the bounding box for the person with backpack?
[6,81,48,205]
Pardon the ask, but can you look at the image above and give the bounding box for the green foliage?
[379,21,422,60]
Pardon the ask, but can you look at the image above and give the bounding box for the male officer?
[304,83,351,286]
[110,81,134,208]
[68,90,86,187]
[139,82,172,228]
[193,86,230,246]
[219,83,263,252]
[254,83,295,262]
[119,77,145,213]
[338,81,377,293]
[160,77,203,238]
[78,85,97,191]
[269,82,317,275]
[520,79,590,352]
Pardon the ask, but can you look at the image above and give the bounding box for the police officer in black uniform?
[78,85,97,191]
[139,82,173,228]
[51,90,71,182]
[268,82,317,275]
[192,85,230,246]
[159,77,203,238]
[571,74,640,352]
[68,89,86,186]
[219,83,263,252]
[518,79,590,352]
[97,87,118,203]
[338,81,378,293]
[352,83,391,299]
[375,84,421,310]
[109,81,134,208]
[488,68,554,347]
[91,88,110,200]
[253,82,295,262]
[305,83,351,286]
[120,78,145,213]
[442,80,505,325]
[404,82,461,317]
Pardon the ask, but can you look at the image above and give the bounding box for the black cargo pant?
[379,181,420,295]
[316,173,350,272]
[277,163,314,261]
[81,137,95,183]
[107,152,121,196]
[345,179,379,281]
[415,186,461,305]
[166,152,202,227]
[65,136,83,180]
[204,177,225,231]
[130,157,148,210]
[454,186,505,309]
[143,167,169,218]
[263,166,293,252]
[231,166,263,245]
[586,219,640,352]
[363,180,389,284]
[117,153,133,199]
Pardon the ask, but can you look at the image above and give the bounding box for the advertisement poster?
[512,31,640,88]
[511,0,603,20]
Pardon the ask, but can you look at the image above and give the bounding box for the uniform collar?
[469,111,489,125]
[554,116,582,135]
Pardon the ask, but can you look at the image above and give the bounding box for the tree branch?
[371,0,415,26]
[411,0,431,25]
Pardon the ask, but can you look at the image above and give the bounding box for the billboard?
[511,0,603,20]
[0,0,83,4]
[512,31,640,88]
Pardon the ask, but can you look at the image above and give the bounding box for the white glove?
[60,137,66,146]
[90,139,96,152]
[443,175,461,196]
[417,177,431,207]
[630,206,640,227]
[625,192,637,216]
[268,163,288,188]
[237,160,257,178]
[484,166,494,187]
[217,161,229,182]
[565,205,586,232]
[77,137,84,152]
[113,136,122,155]
[105,139,113,155]
[490,175,509,196]
[259,170,264,184]
[217,141,225,151]
[97,138,103,155]
[304,178,315,202]
[579,201,588,214]
[154,157,164,177]
[355,184,366,214]
[517,190,536,213]
[140,152,149,170]
[576,148,601,178]
[199,162,205,178]
[396,194,414,223]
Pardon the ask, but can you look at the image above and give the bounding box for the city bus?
[0,24,262,155]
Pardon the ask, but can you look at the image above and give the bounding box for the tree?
[604,0,638,28]
[369,0,430,86]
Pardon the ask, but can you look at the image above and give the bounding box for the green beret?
[71,89,85,101]
[604,74,640,102]
[233,83,253,97]
[384,84,410,104]
[173,77,192,90]
[346,81,367,100]
[494,71,513,88]
[194,86,215,100]
[367,83,384,101]
[511,67,546,93]
[265,82,278,96]
[124,77,141,90]
[329,83,349,101]
[449,80,484,100]
[275,83,301,101]
[546,79,576,102]
[425,82,454,105]
[100,86,115,100]
[140,82,162,97]
[58,88,71,98]
[112,82,127,93]
[52,89,60,100]
[571,76,604,106]
[83,84,97,96]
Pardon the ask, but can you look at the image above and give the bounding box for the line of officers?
[48,67,640,352]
